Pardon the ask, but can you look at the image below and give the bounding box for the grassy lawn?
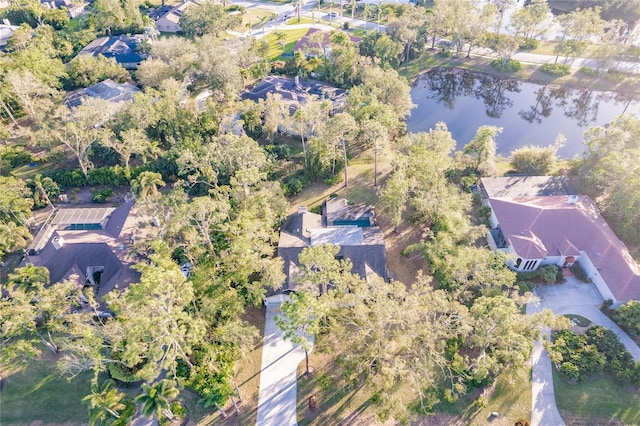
[564,314,592,328]
[286,17,315,25]
[0,308,266,425]
[296,349,532,424]
[265,28,309,59]
[553,368,640,424]
[232,8,273,33]
[435,364,532,425]
[0,350,92,425]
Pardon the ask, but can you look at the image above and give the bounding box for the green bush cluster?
[0,146,34,168]
[91,187,113,203]
[540,63,570,76]
[613,300,640,336]
[519,39,538,51]
[570,261,589,282]
[490,59,522,73]
[579,66,599,77]
[516,265,562,284]
[108,362,140,383]
[46,165,146,189]
[547,326,639,383]
[605,68,626,82]
[438,48,452,58]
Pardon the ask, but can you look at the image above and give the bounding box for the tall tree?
[49,98,116,178]
[463,125,502,176]
[276,291,323,375]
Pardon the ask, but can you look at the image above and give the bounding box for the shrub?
[343,21,350,30]
[585,326,636,382]
[0,146,33,168]
[490,59,521,73]
[226,4,244,13]
[579,66,599,77]
[546,329,606,381]
[519,38,538,50]
[438,48,451,57]
[108,362,139,383]
[170,401,187,419]
[510,145,557,175]
[614,300,640,336]
[516,265,561,284]
[540,63,570,76]
[91,187,113,203]
[605,68,626,82]
[570,261,589,282]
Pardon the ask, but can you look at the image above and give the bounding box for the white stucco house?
[482,177,640,303]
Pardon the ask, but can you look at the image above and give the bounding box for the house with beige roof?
[151,0,198,33]
[485,193,640,303]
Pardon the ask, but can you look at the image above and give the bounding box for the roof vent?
[567,195,579,204]
[52,236,64,250]
[298,206,308,214]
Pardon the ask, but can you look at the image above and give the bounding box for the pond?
[407,68,640,158]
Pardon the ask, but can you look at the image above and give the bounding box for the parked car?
[181,262,192,278]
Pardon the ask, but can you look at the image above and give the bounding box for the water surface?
[407,68,640,158]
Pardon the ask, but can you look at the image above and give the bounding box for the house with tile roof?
[275,198,388,301]
[22,198,141,299]
[75,35,146,70]
[486,194,640,303]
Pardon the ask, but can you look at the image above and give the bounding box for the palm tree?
[32,174,56,210]
[294,0,304,22]
[0,221,32,256]
[135,380,179,422]
[130,171,165,201]
[8,264,49,292]
[82,380,126,426]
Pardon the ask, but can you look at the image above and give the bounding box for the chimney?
[567,195,579,204]
[298,206,307,214]
[52,236,64,250]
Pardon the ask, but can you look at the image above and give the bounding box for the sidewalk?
[256,298,312,426]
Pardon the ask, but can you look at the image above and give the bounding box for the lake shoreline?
[404,49,640,97]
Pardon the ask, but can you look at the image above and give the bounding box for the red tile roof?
[490,196,640,301]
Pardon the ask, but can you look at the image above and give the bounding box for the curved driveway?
[527,277,640,426]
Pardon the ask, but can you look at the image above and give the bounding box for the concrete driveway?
[256,298,312,426]
[527,277,640,426]
[533,278,640,362]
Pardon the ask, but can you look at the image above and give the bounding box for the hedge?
[46,165,147,189]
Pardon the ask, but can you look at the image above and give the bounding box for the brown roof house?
[22,198,141,301]
[486,193,640,303]
[273,197,388,303]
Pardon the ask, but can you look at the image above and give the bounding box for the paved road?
[527,277,640,426]
[256,298,312,426]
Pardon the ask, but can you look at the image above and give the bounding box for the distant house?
[76,35,146,70]
[41,0,88,16]
[293,28,361,57]
[484,182,640,302]
[64,79,141,108]
[150,0,198,33]
[275,197,388,301]
[22,198,141,300]
[0,23,19,51]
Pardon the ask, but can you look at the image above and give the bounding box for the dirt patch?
[376,213,427,286]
